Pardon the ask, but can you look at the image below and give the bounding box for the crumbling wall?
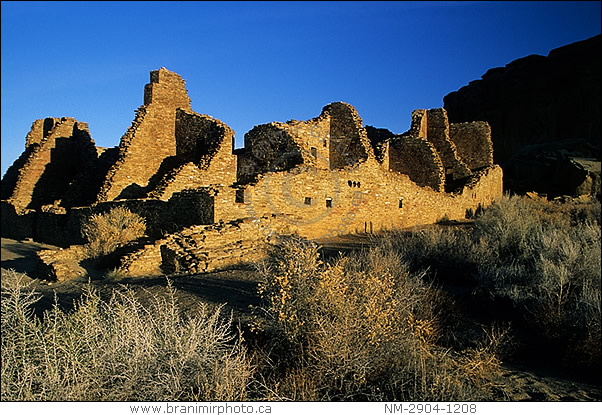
[146,109,237,200]
[237,124,303,184]
[214,162,502,241]
[160,218,277,274]
[1,117,98,210]
[449,121,494,170]
[389,135,445,191]
[96,68,192,202]
[365,126,394,166]
[425,109,472,182]
[237,102,374,184]
[325,102,374,169]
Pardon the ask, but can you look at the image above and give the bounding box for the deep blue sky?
[1,1,600,176]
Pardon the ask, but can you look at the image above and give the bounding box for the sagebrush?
[1,270,251,401]
[253,237,505,401]
[81,206,146,258]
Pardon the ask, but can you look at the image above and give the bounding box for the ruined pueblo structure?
[1,68,502,280]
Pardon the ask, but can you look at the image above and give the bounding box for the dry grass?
[81,206,146,259]
[382,194,601,370]
[252,237,505,401]
[1,269,252,401]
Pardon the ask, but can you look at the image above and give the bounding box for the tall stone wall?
[146,109,237,200]
[449,122,494,171]
[1,117,98,210]
[325,102,374,169]
[389,135,445,191]
[425,109,472,182]
[96,68,193,202]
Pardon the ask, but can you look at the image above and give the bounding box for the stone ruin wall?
[96,68,192,202]
[1,67,504,281]
[5,189,215,248]
[449,122,494,171]
[425,108,472,182]
[1,117,98,211]
[324,102,374,169]
[146,109,237,200]
[213,162,502,241]
[388,136,445,191]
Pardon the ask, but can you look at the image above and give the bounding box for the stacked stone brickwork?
[146,109,237,199]
[159,217,280,274]
[96,68,193,201]
[425,108,472,181]
[388,136,445,191]
[2,67,504,281]
[1,117,98,210]
[449,122,494,170]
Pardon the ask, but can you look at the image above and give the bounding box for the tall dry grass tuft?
[254,237,504,401]
[81,206,146,258]
[1,269,252,401]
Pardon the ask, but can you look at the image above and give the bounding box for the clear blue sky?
[1,1,600,177]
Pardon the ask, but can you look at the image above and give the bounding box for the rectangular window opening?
[235,189,245,204]
[311,147,317,158]
[304,197,312,205]
[399,198,403,208]
[325,198,332,208]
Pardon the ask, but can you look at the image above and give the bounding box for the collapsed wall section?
[146,109,237,199]
[237,124,304,184]
[96,68,193,202]
[1,117,98,210]
[425,108,472,181]
[449,122,494,170]
[389,136,445,191]
[324,102,375,169]
[159,217,280,274]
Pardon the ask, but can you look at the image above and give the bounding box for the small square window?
[325,198,332,208]
[304,197,312,205]
[235,189,245,203]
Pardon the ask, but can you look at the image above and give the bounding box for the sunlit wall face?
[2,1,600,179]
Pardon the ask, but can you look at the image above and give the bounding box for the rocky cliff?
[444,35,601,197]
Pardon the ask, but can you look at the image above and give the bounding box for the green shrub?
[81,207,146,259]
[1,269,251,401]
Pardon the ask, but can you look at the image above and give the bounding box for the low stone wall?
[1,189,215,247]
[160,217,281,274]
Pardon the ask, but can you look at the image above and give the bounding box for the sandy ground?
[2,237,600,402]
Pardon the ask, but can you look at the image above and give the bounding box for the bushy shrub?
[1,269,251,401]
[254,237,503,401]
[81,207,146,259]
[472,195,601,367]
[382,194,600,370]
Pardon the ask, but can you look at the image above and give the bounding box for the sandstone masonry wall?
[96,68,192,202]
[449,121,494,170]
[425,108,472,182]
[389,135,445,191]
[1,117,98,210]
